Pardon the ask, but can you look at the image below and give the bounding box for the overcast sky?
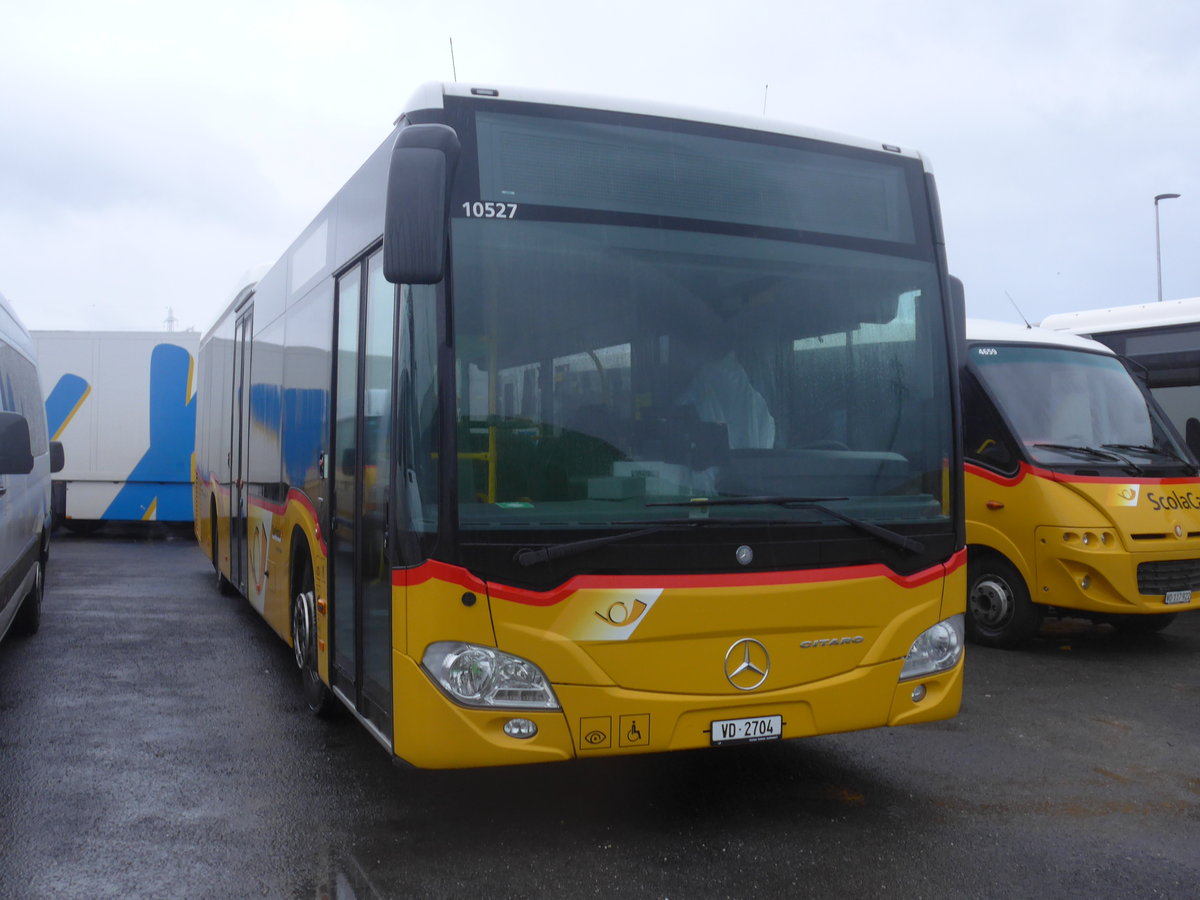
[2,0,1197,334]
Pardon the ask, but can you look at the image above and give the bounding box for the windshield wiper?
[1101,443,1197,472]
[1031,443,1144,474]
[647,496,924,554]
[514,521,722,567]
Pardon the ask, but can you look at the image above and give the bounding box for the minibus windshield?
[971,344,1187,468]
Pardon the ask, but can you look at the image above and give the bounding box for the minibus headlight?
[899,614,964,681]
[422,642,560,709]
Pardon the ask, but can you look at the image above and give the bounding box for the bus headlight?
[899,614,964,681]
[422,642,560,710]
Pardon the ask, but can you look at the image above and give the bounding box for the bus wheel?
[291,559,338,717]
[966,554,1041,648]
[12,556,43,637]
[1105,612,1177,635]
[211,504,234,596]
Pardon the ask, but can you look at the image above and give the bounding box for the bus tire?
[1105,612,1177,635]
[291,552,338,718]
[211,502,235,596]
[966,552,1041,648]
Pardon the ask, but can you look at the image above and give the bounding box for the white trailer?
[31,331,200,525]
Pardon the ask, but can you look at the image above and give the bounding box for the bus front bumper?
[390,651,963,770]
[1035,527,1200,615]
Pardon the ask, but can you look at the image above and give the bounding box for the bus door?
[229,309,253,595]
[330,252,394,740]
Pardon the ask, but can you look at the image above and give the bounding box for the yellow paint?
[390,564,961,769]
[197,481,961,769]
[966,466,1200,614]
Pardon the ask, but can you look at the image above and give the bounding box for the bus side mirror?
[949,276,966,352]
[50,440,65,474]
[0,411,35,475]
[383,124,462,285]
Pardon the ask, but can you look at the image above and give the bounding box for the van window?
[0,343,48,455]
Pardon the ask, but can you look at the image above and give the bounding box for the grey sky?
[2,0,1197,333]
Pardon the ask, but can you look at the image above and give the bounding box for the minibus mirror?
[383,124,462,285]
[1185,418,1200,462]
[50,440,65,474]
[0,411,35,475]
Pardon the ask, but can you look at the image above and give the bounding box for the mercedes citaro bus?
[195,83,966,768]
[964,319,1200,647]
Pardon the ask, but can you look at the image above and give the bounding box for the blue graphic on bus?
[249,382,328,488]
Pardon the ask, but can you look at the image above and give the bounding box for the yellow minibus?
[964,319,1200,646]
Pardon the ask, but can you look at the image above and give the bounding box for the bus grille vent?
[1136,559,1200,595]
[1131,533,1167,541]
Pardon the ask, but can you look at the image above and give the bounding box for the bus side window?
[963,372,1017,474]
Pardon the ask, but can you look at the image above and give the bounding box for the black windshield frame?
[966,340,1194,476]
[406,95,960,584]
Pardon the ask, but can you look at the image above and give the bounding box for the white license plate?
[1165,590,1192,606]
[710,714,782,746]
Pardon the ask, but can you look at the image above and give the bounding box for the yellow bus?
[964,319,1200,647]
[194,83,966,768]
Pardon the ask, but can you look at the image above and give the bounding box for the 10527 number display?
[462,201,518,218]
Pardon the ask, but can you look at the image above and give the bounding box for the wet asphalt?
[1,530,1198,900]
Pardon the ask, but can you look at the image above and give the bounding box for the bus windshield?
[971,344,1187,468]
[444,104,953,565]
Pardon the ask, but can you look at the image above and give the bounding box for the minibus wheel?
[966,552,1041,648]
[291,552,338,717]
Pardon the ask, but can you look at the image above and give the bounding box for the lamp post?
[1155,192,1181,302]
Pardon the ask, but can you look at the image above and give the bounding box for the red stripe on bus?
[966,461,1200,488]
[242,489,328,556]
[393,552,961,607]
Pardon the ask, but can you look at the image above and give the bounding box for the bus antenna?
[1005,291,1032,329]
[762,84,769,116]
[450,37,458,81]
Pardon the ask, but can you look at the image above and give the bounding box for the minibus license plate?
[711,714,782,745]
[1165,590,1192,606]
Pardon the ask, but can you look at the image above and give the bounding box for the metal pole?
[1155,193,1181,302]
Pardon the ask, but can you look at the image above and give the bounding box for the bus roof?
[1040,297,1200,336]
[966,318,1115,354]
[400,82,929,167]
[200,264,272,344]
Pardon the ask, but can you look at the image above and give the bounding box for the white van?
[0,292,63,644]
